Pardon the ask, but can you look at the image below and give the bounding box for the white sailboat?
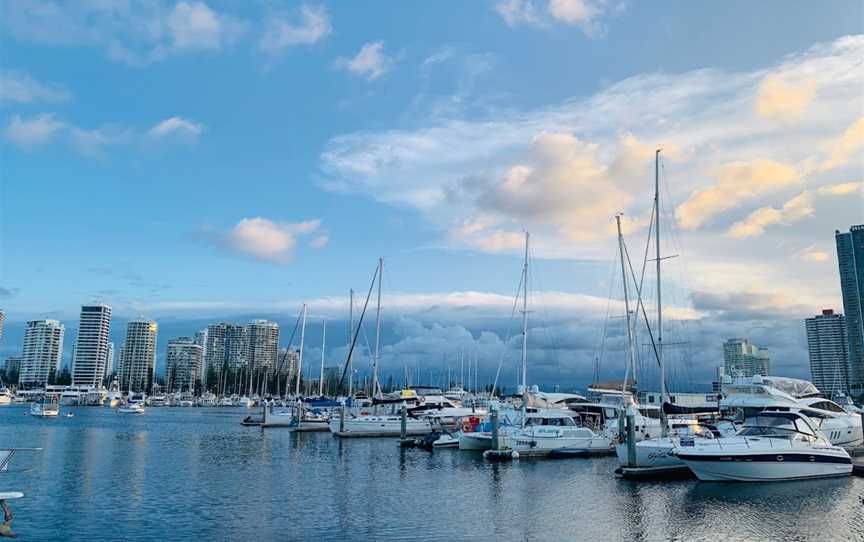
[331,259,435,438]
[30,397,60,417]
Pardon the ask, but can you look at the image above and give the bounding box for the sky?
[1,1,862,391]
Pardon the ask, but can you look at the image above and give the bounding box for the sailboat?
[330,258,434,437]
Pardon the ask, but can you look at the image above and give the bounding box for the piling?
[339,403,346,434]
[490,409,500,451]
[625,404,637,468]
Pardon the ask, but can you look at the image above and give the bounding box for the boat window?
[813,401,846,413]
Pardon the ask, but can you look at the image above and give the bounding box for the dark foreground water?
[1,406,862,541]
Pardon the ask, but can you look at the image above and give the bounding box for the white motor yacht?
[118,402,145,414]
[0,388,13,405]
[674,411,852,482]
[30,398,60,417]
[722,375,863,448]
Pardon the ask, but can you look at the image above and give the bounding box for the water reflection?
[1,406,862,542]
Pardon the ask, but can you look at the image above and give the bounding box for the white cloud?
[319,35,863,311]
[820,117,864,171]
[148,116,204,141]
[259,5,331,54]
[1,1,247,65]
[797,245,830,263]
[495,0,612,35]
[3,113,202,155]
[0,70,72,104]
[755,74,816,121]
[2,113,65,146]
[335,42,392,81]
[209,217,326,264]
[309,234,329,249]
[816,181,863,196]
[727,191,814,238]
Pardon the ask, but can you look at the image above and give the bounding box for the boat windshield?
[738,415,816,440]
[525,417,576,427]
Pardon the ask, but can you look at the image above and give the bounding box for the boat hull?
[615,439,683,468]
[677,451,852,482]
[329,416,432,437]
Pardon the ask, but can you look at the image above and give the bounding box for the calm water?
[1,405,862,541]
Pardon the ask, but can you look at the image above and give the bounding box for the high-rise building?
[19,319,64,387]
[106,342,115,376]
[4,356,22,377]
[71,304,112,388]
[723,338,770,377]
[204,322,246,386]
[165,337,204,392]
[245,320,279,374]
[836,225,864,399]
[119,318,158,393]
[805,309,850,397]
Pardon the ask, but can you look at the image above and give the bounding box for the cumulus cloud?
[727,191,814,238]
[2,113,65,146]
[148,116,204,141]
[796,245,830,263]
[0,70,72,104]
[755,75,816,120]
[259,5,331,54]
[495,0,613,35]
[335,42,392,80]
[207,217,326,264]
[816,181,863,196]
[319,34,862,321]
[3,113,203,155]
[675,159,801,230]
[820,117,864,171]
[1,1,247,65]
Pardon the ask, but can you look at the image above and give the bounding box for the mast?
[655,148,669,437]
[372,258,383,399]
[294,304,307,397]
[616,215,637,397]
[521,231,530,427]
[348,289,354,397]
[318,318,326,396]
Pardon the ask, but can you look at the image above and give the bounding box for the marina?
[2,405,863,541]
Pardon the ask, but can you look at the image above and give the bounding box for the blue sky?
[1,1,862,389]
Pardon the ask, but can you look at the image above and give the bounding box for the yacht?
[30,397,60,417]
[0,388,13,405]
[474,410,612,457]
[146,395,168,407]
[329,411,433,437]
[674,411,853,482]
[721,375,863,448]
[118,402,145,414]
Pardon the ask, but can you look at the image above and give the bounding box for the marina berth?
[674,411,853,482]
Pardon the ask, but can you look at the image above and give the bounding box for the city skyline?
[1,3,862,391]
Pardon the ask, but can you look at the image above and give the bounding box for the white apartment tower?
[245,320,279,374]
[723,338,770,377]
[19,319,65,387]
[166,337,204,392]
[119,318,158,393]
[72,304,112,388]
[204,322,246,386]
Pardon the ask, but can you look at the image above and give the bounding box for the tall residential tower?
[805,309,849,396]
[119,318,158,393]
[722,338,770,377]
[72,304,112,388]
[836,225,864,398]
[19,319,65,387]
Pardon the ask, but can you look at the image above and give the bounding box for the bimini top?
[757,376,820,398]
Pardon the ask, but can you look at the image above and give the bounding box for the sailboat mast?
[616,215,637,397]
[319,318,326,396]
[521,231,530,426]
[655,148,669,437]
[294,304,307,397]
[348,289,354,397]
[372,258,383,399]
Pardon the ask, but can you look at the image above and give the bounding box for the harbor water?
[2,406,862,541]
